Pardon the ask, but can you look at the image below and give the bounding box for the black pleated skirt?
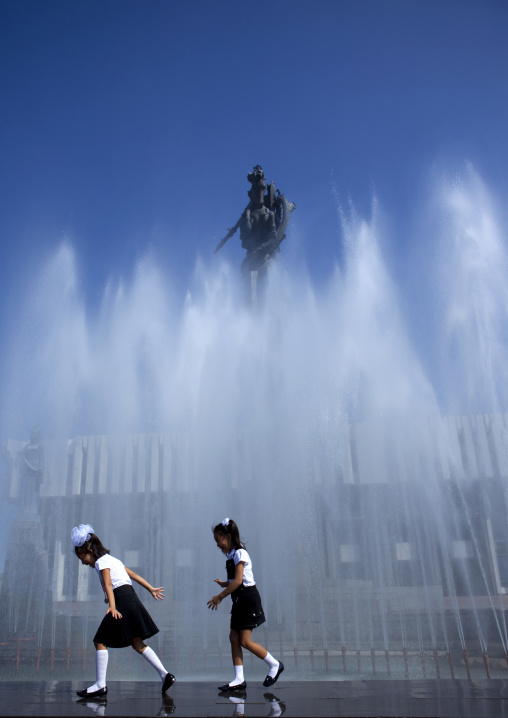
[230,584,266,631]
[93,585,159,648]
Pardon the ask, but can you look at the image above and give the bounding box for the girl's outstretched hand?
[207,595,222,610]
[107,608,122,620]
[214,579,228,588]
[150,587,165,601]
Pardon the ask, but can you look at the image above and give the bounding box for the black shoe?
[218,681,247,692]
[162,673,176,693]
[76,687,107,698]
[263,661,284,687]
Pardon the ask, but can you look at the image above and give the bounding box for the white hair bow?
[71,524,94,547]
[222,518,230,527]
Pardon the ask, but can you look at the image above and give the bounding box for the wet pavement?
[1,679,507,718]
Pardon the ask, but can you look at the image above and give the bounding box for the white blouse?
[95,554,132,589]
[227,548,256,587]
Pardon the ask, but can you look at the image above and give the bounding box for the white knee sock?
[141,646,167,681]
[88,649,108,691]
[229,664,244,686]
[263,652,279,677]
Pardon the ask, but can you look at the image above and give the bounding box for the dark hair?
[213,519,245,550]
[75,533,110,560]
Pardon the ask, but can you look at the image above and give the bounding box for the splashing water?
[2,167,508,680]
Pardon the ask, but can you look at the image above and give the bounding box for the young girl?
[207,518,284,690]
[71,523,175,697]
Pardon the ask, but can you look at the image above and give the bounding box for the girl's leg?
[88,643,109,692]
[132,638,175,691]
[230,629,244,665]
[238,630,282,680]
[237,630,266,659]
[227,629,245,687]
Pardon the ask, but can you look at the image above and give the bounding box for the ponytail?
[213,518,245,550]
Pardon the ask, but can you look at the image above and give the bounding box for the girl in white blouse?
[72,523,175,698]
[207,518,284,691]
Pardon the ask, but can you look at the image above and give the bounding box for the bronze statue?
[214,166,295,279]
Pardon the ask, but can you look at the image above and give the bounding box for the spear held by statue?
[213,214,245,254]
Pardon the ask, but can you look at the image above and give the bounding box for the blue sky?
[1,0,507,310]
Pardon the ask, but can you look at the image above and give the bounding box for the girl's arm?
[101,569,122,619]
[125,567,165,600]
[207,562,244,610]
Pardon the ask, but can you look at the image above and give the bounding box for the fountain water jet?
[1,168,508,681]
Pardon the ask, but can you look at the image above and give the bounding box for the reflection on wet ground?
[1,680,508,718]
